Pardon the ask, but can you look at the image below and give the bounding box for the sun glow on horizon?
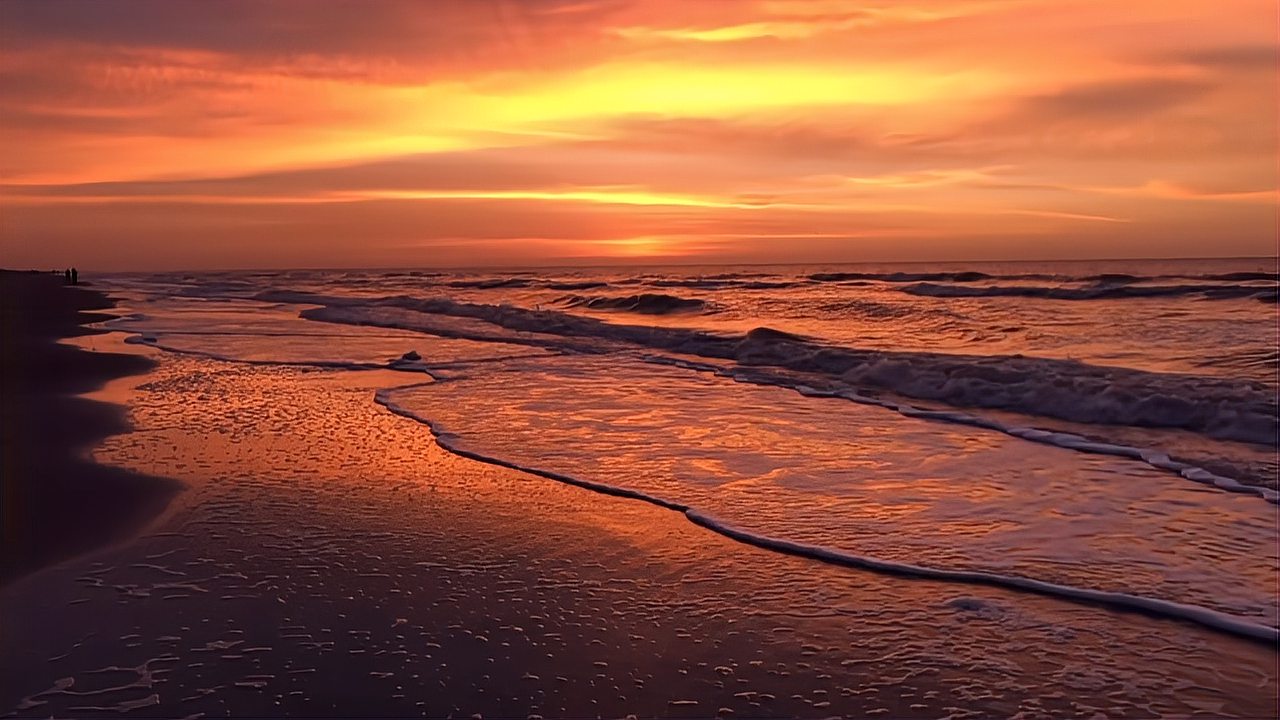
[0,0,1275,269]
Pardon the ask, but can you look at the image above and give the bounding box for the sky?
[0,0,1276,270]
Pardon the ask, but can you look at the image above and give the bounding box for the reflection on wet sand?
[387,355,1279,627]
[1,335,1274,717]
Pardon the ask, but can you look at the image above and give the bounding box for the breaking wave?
[810,271,1001,283]
[558,292,710,315]
[901,282,1279,302]
[807,269,1279,287]
[544,280,610,291]
[446,277,534,289]
[257,290,1279,448]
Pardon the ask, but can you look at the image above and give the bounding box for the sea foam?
[260,290,1278,449]
[374,385,1280,644]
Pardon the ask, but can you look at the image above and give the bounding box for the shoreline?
[379,388,1280,644]
[3,343,1276,716]
[0,322,1274,716]
[0,270,181,585]
[0,272,1274,716]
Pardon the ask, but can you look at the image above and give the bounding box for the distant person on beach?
[71,268,78,285]
[64,268,71,284]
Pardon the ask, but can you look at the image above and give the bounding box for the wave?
[637,277,807,290]
[809,271,1000,283]
[261,290,1279,449]
[1083,273,1142,284]
[816,299,916,318]
[700,272,777,280]
[737,280,808,289]
[559,292,710,315]
[644,353,1277,502]
[544,281,610,291]
[602,273,804,290]
[648,278,755,289]
[445,276,809,293]
[1199,272,1279,282]
[807,269,1278,288]
[375,385,1279,645]
[901,282,1279,302]
[447,277,534,289]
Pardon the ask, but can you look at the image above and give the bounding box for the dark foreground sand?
[0,271,179,584]
[0,290,1275,717]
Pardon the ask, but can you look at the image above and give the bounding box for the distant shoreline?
[0,270,180,585]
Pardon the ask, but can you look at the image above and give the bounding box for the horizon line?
[7,254,1276,275]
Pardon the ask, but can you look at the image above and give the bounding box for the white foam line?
[373,387,1280,646]
[707,364,1279,505]
[375,390,687,511]
[685,512,1280,644]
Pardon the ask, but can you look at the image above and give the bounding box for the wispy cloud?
[0,0,1274,268]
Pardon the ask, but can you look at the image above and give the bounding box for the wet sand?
[0,332,1275,717]
[0,271,179,584]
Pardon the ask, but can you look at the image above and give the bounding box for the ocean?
[97,257,1278,641]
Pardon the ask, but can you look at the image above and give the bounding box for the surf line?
[641,355,1280,505]
[373,387,1280,647]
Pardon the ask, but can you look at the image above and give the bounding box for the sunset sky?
[1,0,1275,270]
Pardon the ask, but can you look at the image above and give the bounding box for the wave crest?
[559,292,710,315]
[902,282,1278,302]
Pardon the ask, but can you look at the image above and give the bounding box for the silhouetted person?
[70,268,78,285]
[64,268,71,284]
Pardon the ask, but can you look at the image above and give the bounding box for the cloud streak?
[0,0,1275,268]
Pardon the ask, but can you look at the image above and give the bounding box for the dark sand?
[0,270,179,584]
[0,325,1274,717]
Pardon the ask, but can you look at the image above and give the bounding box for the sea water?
[98,257,1279,640]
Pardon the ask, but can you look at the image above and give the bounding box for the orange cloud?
[0,0,1275,268]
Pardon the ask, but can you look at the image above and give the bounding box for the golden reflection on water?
[18,331,1271,717]
[389,354,1278,626]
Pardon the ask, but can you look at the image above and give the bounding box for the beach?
[4,0,1278,715]
[0,267,1277,717]
[0,271,178,585]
